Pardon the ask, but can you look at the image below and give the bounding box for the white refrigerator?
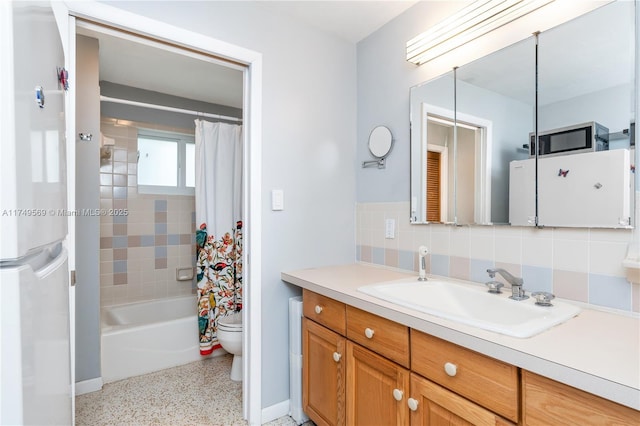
[0,1,73,424]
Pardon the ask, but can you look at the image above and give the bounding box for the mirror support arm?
[362,158,386,169]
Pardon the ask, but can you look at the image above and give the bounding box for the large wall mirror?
[410,1,636,228]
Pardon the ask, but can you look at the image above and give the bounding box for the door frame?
[59,1,263,422]
[421,102,493,224]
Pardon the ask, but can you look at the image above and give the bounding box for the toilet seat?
[218,312,242,331]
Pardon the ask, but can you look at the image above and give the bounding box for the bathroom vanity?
[282,264,640,425]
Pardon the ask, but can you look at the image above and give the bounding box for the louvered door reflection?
[426,150,441,222]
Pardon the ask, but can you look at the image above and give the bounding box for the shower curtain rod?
[100,96,243,123]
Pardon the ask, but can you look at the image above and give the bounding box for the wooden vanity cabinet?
[409,373,514,426]
[522,371,640,425]
[301,289,640,426]
[346,341,410,426]
[302,317,346,426]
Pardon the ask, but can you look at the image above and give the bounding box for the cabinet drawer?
[522,371,640,425]
[410,373,515,426]
[303,289,346,335]
[411,330,519,422]
[346,306,410,367]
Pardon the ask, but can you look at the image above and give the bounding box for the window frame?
[137,128,195,196]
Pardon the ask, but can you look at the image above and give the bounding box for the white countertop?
[282,263,640,411]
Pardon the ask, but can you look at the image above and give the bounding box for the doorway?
[64,3,263,422]
[421,103,492,225]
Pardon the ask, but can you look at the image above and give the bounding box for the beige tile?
[385,248,399,268]
[450,256,470,281]
[100,273,113,287]
[100,249,113,262]
[553,270,588,303]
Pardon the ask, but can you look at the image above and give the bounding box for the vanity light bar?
[407,0,554,65]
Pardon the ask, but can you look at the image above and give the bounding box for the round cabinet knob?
[364,328,375,339]
[407,398,419,411]
[392,388,403,401]
[314,305,323,314]
[444,362,457,377]
[332,352,342,362]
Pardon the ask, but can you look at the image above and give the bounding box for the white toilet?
[217,312,243,381]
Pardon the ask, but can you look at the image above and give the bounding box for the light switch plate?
[272,189,284,211]
[385,218,395,239]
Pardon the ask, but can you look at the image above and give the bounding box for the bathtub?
[101,295,220,383]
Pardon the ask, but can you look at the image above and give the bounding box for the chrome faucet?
[486,268,528,301]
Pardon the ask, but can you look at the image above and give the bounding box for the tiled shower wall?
[99,117,195,307]
[356,202,640,313]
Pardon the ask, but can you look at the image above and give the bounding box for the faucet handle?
[484,281,504,294]
[531,291,555,306]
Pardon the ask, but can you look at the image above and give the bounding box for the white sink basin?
[358,278,581,338]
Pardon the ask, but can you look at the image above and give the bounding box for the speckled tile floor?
[76,354,314,426]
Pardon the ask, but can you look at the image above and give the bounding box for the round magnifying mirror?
[368,126,393,158]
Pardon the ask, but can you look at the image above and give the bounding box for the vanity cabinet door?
[302,318,346,426]
[409,373,514,426]
[522,371,640,425]
[346,341,410,426]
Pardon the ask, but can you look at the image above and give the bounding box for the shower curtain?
[195,120,243,355]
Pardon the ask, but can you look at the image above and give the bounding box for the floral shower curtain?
[195,120,243,355]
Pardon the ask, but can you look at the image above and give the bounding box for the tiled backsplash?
[99,117,195,307]
[356,202,640,313]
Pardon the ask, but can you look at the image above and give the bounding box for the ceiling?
[79,1,419,110]
[259,1,419,44]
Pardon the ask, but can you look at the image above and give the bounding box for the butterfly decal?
[558,169,569,177]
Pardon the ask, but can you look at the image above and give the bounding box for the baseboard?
[261,399,290,424]
[75,377,103,395]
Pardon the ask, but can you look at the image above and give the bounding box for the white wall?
[98,0,357,410]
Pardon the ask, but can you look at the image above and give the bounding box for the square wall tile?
[552,238,588,273]
[128,236,141,247]
[522,234,553,268]
[431,254,450,277]
[494,232,522,265]
[372,247,385,266]
[398,250,415,272]
[469,232,494,262]
[155,223,167,235]
[113,273,127,285]
[385,248,399,268]
[469,259,495,284]
[588,274,632,311]
[589,241,628,277]
[141,235,155,247]
[155,246,167,258]
[155,199,168,212]
[449,256,469,281]
[155,258,167,270]
[553,270,588,303]
[113,248,127,261]
[450,227,470,258]
[521,265,553,293]
[430,227,450,256]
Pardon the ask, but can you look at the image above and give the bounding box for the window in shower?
[137,129,195,195]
